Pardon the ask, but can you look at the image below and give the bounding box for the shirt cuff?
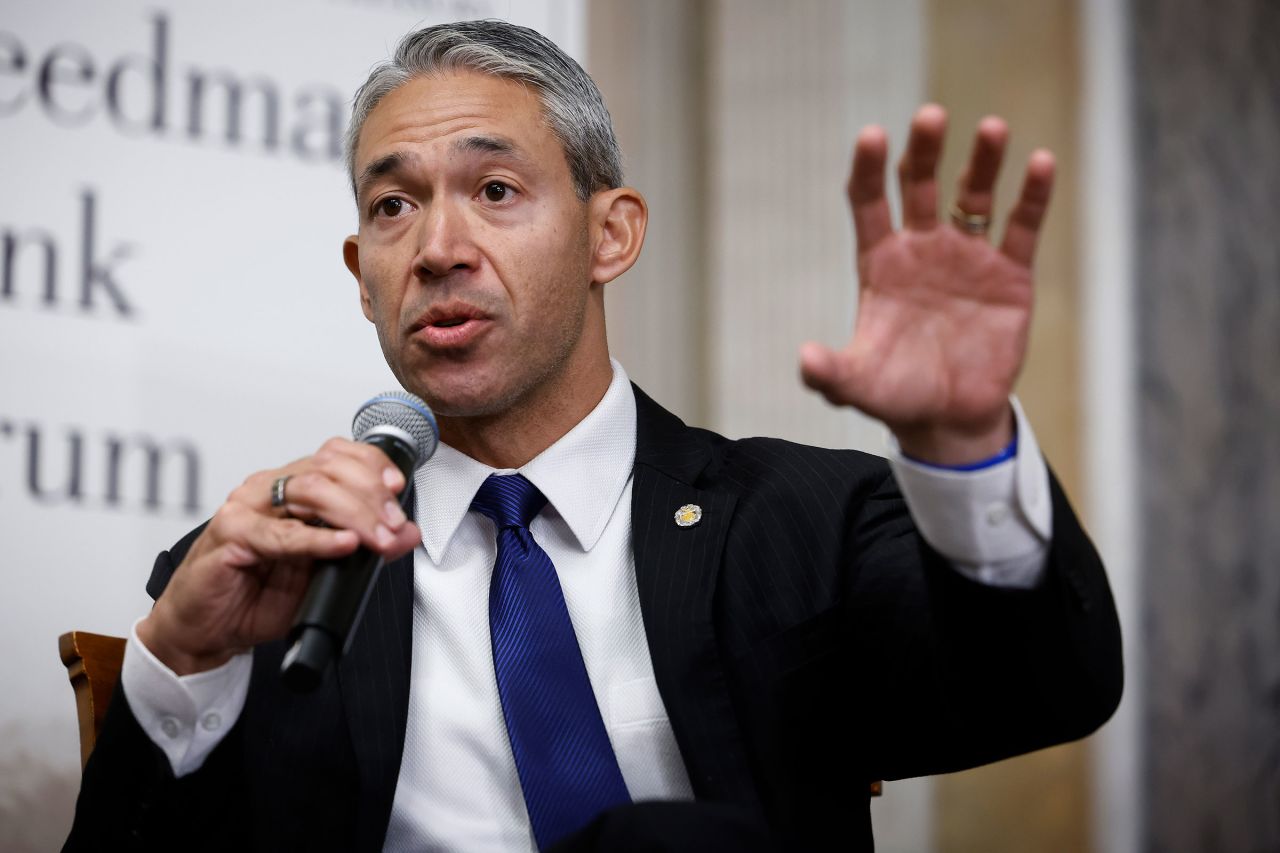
[885,397,1052,589]
[121,617,253,777]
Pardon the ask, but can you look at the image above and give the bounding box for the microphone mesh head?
[351,390,439,467]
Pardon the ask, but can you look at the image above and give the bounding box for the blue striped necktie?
[470,473,631,850]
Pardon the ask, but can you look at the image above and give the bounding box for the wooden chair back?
[59,630,126,769]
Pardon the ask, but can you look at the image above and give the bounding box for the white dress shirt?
[122,360,1051,851]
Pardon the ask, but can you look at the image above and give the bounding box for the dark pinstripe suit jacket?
[67,385,1123,851]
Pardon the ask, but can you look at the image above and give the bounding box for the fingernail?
[382,467,403,490]
[384,500,407,526]
[375,524,394,548]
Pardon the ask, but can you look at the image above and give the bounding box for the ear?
[587,187,648,286]
[343,235,376,323]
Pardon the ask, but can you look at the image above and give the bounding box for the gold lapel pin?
[674,504,702,528]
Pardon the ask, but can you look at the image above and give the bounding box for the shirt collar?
[414,360,637,563]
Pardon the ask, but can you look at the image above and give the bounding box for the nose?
[413,199,480,280]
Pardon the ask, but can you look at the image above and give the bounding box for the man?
[66,19,1121,852]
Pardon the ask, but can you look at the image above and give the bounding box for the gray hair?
[345,20,623,202]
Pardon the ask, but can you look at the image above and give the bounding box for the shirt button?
[985,502,1009,526]
[201,712,222,732]
[160,717,180,739]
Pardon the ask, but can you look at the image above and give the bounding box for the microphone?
[280,391,438,692]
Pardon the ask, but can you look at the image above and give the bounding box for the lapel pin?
[674,504,702,528]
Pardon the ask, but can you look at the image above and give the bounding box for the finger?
[386,519,423,559]
[216,506,419,569]
[213,503,362,567]
[279,467,405,551]
[312,437,407,494]
[798,342,860,407]
[847,126,893,253]
[315,447,411,530]
[953,115,1009,222]
[999,148,1056,267]
[226,435,414,562]
[897,104,947,230]
[242,443,408,529]
[245,455,310,517]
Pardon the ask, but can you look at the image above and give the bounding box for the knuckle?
[318,437,350,457]
[229,467,283,505]
[1014,206,1041,228]
[348,442,386,473]
[284,471,319,500]
[359,442,385,463]
[218,538,256,567]
[268,518,298,550]
[211,501,236,525]
[228,476,260,504]
[209,501,247,537]
[262,518,309,558]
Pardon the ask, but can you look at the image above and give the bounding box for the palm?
[218,560,312,646]
[199,554,312,649]
[802,106,1054,452]
[161,539,313,655]
[844,227,1031,429]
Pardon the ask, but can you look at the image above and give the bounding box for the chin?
[412,376,519,420]
[423,397,505,419]
[400,350,567,422]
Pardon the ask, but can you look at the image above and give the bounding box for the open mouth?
[413,306,490,348]
[412,304,486,333]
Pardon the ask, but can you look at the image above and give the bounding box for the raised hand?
[799,104,1054,465]
[136,439,421,675]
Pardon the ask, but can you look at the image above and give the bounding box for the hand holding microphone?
[136,392,437,686]
[280,392,438,690]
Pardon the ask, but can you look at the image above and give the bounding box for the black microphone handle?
[280,433,417,692]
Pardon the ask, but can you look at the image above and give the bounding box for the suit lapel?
[338,494,416,852]
[631,386,760,809]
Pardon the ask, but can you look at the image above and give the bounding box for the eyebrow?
[355,150,418,203]
[451,134,526,162]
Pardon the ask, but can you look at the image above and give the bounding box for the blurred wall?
[1081,0,1141,851]
[1133,1,1280,850]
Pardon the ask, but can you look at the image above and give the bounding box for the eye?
[374,197,409,219]
[482,181,512,203]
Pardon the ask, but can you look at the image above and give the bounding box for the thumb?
[799,342,856,404]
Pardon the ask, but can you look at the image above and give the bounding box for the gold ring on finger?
[949,203,991,236]
[270,475,292,509]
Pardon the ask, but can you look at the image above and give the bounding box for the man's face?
[344,71,598,419]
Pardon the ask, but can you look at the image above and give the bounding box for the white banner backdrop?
[0,0,582,842]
